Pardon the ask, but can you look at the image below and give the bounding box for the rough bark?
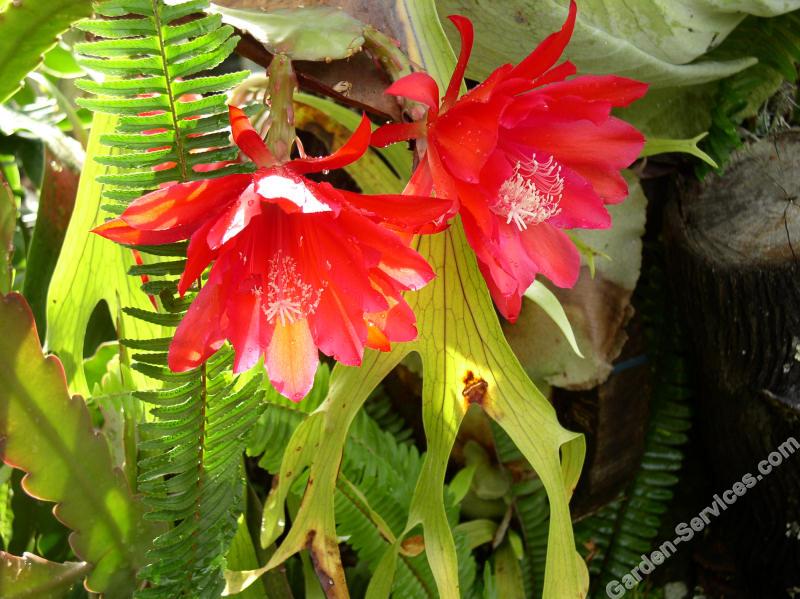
[664,132,800,596]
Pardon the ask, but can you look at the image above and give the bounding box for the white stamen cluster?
[493,154,565,230]
[262,253,322,326]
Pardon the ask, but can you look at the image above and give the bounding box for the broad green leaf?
[0,180,13,294]
[437,0,800,89]
[0,551,90,599]
[462,441,511,500]
[208,4,365,61]
[0,464,13,547]
[42,43,86,79]
[437,0,800,140]
[225,349,406,597]
[0,293,153,594]
[0,105,84,173]
[523,281,583,359]
[0,0,92,103]
[45,112,165,396]
[453,520,497,551]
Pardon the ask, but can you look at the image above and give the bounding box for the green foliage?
[0,293,152,594]
[491,424,549,598]
[134,339,264,598]
[0,0,92,103]
[45,112,162,396]
[698,11,800,175]
[0,551,90,599]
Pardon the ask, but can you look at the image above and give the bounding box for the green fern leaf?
[698,11,800,176]
[76,1,265,596]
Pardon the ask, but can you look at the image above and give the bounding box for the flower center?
[492,155,564,230]
[261,253,322,325]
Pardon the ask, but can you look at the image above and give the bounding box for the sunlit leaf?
[438,0,800,88]
[22,152,80,334]
[0,293,153,593]
[45,112,166,396]
[0,0,92,103]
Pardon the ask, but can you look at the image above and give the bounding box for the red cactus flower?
[372,0,647,321]
[94,106,452,401]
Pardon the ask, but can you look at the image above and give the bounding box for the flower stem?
[265,54,297,162]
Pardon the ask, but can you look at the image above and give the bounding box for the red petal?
[255,171,336,215]
[520,223,580,288]
[336,211,435,291]
[310,283,367,366]
[443,15,474,110]
[548,166,611,229]
[227,276,272,374]
[307,216,388,313]
[206,184,262,249]
[510,0,577,81]
[385,72,440,117]
[371,121,424,148]
[541,75,648,107]
[431,93,508,183]
[178,219,218,296]
[529,60,577,89]
[335,189,453,233]
[92,218,192,245]
[229,105,275,167]
[168,277,226,371]
[366,323,392,351]
[122,174,251,231]
[367,268,418,342]
[504,116,644,203]
[266,318,319,402]
[403,160,434,196]
[288,113,371,175]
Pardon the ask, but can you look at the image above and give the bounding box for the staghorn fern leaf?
[248,377,477,598]
[76,1,265,596]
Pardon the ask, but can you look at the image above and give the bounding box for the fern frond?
[698,11,800,176]
[363,387,416,445]
[76,0,252,213]
[76,1,265,596]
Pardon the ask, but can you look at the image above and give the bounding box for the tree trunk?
[664,131,800,597]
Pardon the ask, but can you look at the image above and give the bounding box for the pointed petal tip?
[443,14,475,109]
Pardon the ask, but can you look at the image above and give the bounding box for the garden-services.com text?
[606,436,800,598]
